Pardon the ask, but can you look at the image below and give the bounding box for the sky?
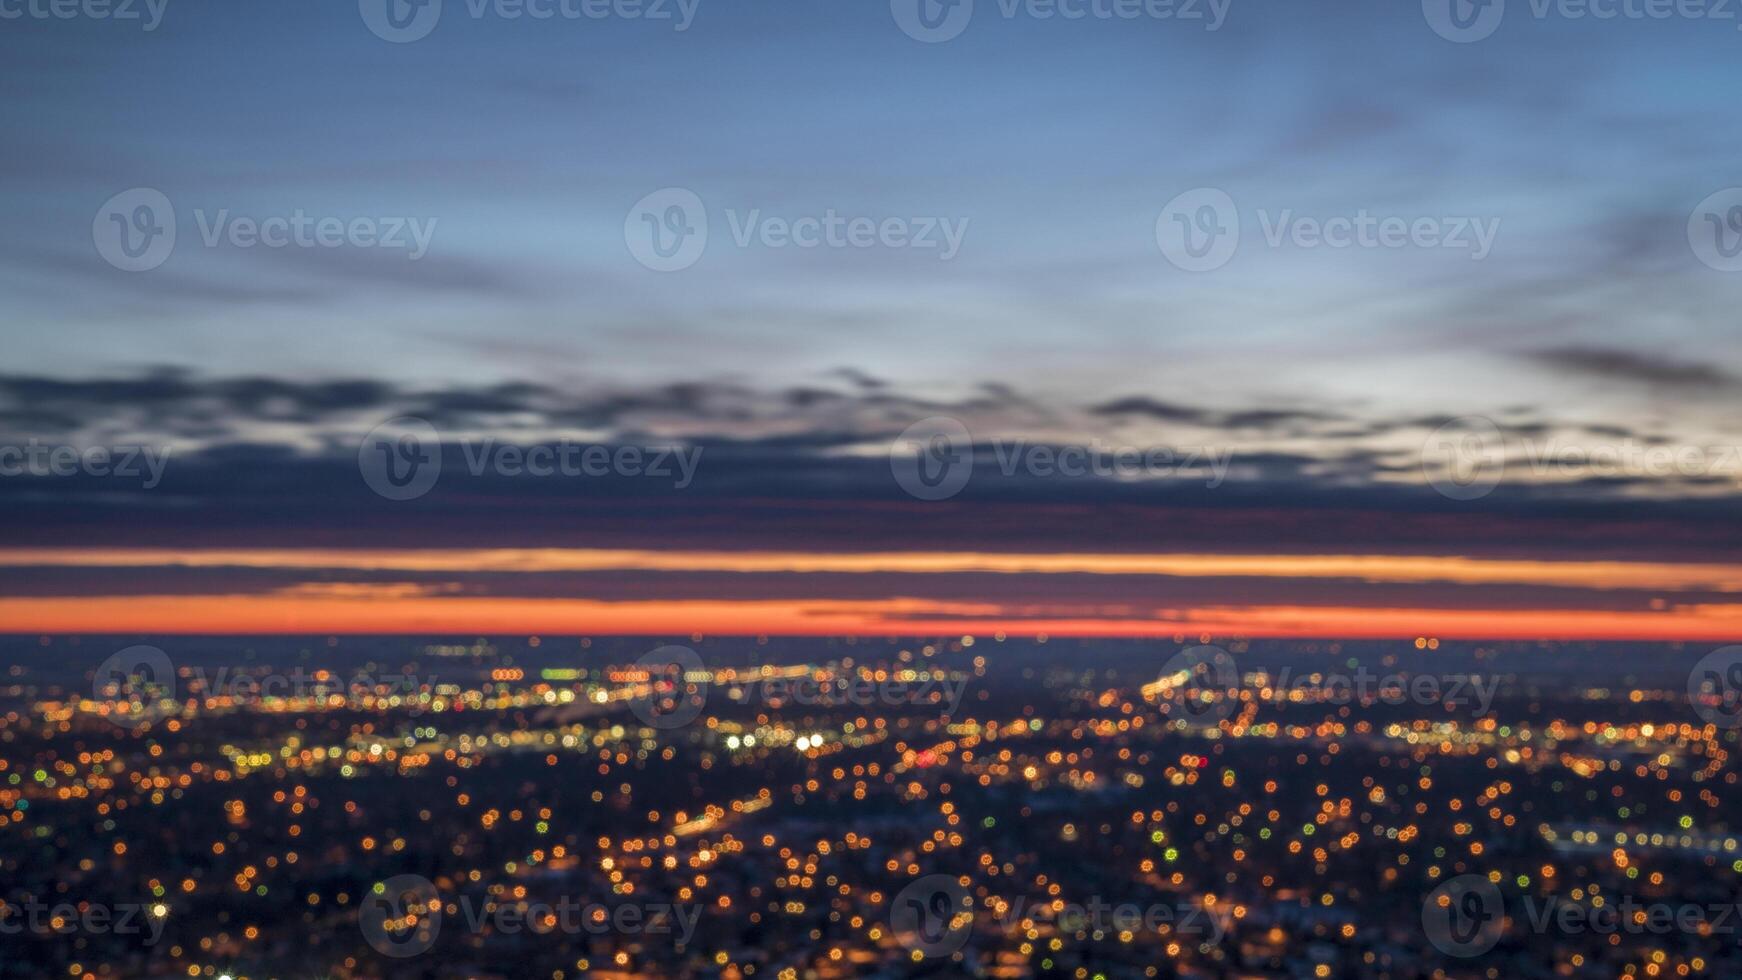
[2,0,1741,638]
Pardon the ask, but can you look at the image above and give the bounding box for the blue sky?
[4,0,1738,425]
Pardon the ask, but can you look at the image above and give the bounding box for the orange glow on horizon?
[5,546,1742,590]
[1,592,1738,641]
[6,546,1739,640]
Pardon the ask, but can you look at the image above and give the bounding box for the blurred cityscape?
[0,634,1736,979]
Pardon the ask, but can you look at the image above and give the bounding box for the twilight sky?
[2,0,1741,638]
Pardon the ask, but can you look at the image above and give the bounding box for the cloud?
[1525,346,1734,388]
[1089,397,1213,425]
[1090,397,1341,432]
[5,368,1742,566]
[830,368,889,390]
